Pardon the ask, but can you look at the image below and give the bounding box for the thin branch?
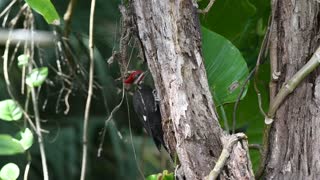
[28,10,49,180]
[248,143,262,153]
[97,86,125,157]
[2,29,38,134]
[266,45,320,123]
[219,105,229,133]
[205,133,247,180]
[63,0,78,37]
[97,4,132,157]
[23,153,32,180]
[253,16,272,118]
[80,0,96,179]
[30,87,49,180]
[126,94,145,180]
[0,29,54,45]
[232,67,256,133]
[232,16,273,131]
[197,0,216,14]
[0,0,17,18]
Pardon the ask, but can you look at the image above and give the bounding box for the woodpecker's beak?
[133,71,145,85]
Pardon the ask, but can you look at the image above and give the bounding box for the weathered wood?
[131,0,254,179]
[265,0,320,179]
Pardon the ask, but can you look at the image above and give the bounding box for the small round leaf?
[0,163,20,180]
[17,54,29,67]
[26,67,48,87]
[15,128,34,150]
[0,100,23,121]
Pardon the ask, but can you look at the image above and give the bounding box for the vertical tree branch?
[80,0,96,179]
[30,85,49,180]
[63,0,78,37]
[263,0,320,179]
[29,10,49,180]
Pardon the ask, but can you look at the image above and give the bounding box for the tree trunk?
[265,0,320,179]
[130,0,254,179]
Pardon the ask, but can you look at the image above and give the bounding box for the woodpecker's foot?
[152,89,160,102]
[152,89,160,111]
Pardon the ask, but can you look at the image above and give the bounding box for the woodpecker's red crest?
[124,70,144,85]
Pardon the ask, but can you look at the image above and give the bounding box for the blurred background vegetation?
[0,0,270,179]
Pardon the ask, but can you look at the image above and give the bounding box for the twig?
[2,7,11,27]
[97,86,125,157]
[97,4,132,157]
[206,133,247,180]
[219,105,229,133]
[266,45,320,123]
[30,87,49,180]
[2,29,38,134]
[80,0,96,179]
[231,15,273,133]
[0,29,54,45]
[232,67,256,133]
[248,144,262,153]
[0,0,17,18]
[253,16,272,118]
[255,13,275,179]
[23,153,31,180]
[63,88,72,114]
[126,94,145,180]
[28,10,49,180]
[197,0,216,14]
[9,3,28,27]
[63,0,78,37]
[232,15,273,132]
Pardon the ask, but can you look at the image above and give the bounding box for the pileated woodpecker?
[124,70,167,151]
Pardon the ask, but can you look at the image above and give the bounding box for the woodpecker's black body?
[132,84,166,151]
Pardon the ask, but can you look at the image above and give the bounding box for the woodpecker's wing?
[132,85,164,151]
[132,85,156,135]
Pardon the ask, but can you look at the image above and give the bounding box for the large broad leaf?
[24,0,60,25]
[199,0,256,41]
[0,100,23,121]
[199,0,270,66]
[0,135,24,155]
[0,163,20,180]
[26,67,48,87]
[202,27,249,106]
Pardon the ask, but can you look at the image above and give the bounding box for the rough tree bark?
[130,0,254,179]
[265,0,320,179]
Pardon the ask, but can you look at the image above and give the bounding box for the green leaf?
[17,54,29,67]
[26,67,48,87]
[146,170,174,180]
[202,27,249,106]
[162,170,174,180]
[0,100,23,121]
[14,128,34,150]
[199,0,256,42]
[0,163,20,180]
[24,0,60,25]
[146,174,159,180]
[0,135,24,155]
